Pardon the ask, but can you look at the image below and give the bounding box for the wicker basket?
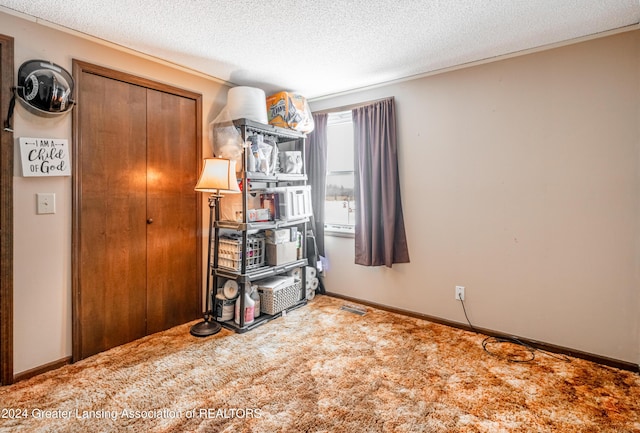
[216,236,265,271]
[259,281,302,315]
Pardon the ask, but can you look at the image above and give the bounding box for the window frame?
[324,111,355,237]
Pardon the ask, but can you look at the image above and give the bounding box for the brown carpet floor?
[0,295,638,432]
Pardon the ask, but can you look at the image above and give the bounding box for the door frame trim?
[0,33,14,386]
[71,60,203,362]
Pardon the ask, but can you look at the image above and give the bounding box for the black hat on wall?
[16,59,75,117]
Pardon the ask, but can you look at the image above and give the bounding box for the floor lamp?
[190,157,240,337]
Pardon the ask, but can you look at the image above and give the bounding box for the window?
[325,111,355,235]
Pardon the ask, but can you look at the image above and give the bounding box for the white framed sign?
[19,137,71,177]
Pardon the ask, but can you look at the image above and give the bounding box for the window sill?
[324,224,355,238]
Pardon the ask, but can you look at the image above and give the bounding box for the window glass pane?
[325,173,356,227]
[326,115,353,172]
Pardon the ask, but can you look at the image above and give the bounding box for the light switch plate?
[36,193,56,214]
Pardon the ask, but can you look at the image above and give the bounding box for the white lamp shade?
[194,158,241,193]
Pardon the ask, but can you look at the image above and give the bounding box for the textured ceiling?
[1,0,639,98]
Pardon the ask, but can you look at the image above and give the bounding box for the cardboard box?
[265,229,290,244]
[266,241,297,266]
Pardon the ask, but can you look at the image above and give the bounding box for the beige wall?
[311,31,640,364]
[1,11,231,374]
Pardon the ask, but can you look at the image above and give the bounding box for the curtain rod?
[312,97,394,115]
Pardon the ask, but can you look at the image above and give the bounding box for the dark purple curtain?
[352,98,410,267]
[305,113,328,257]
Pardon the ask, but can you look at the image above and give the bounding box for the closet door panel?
[145,89,199,333]
[78,73,148,359]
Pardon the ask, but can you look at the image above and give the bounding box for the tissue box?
[248,208,270,222]
[266,241,297,266]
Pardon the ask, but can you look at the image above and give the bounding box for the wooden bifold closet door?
[72,62,202,361]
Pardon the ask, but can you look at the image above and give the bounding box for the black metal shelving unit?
[213,118,310,333]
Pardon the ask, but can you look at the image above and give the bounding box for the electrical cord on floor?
[459,298,571,364]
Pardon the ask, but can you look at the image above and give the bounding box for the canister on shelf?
[214,294,234,322]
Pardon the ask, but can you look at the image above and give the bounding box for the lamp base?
[190,318,222,337]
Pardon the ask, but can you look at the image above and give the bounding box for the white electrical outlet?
[455,286,465,301]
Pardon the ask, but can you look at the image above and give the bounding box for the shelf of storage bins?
[214,258,308,283]
[218,298,307,334]
[213,117,309,332]
[215,216,310,232]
